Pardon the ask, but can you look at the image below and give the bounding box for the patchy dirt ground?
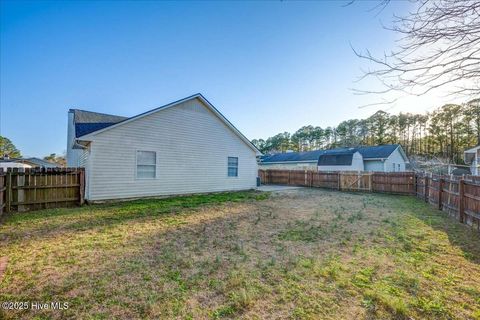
[1,188,479,319]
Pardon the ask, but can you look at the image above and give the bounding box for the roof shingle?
[71,109,127,138]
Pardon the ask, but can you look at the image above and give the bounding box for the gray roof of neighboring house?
[261,144,402,164]
[318,149,357,166]
[357,144,400,159]
[70,109,127,138]
[0,157,58,168]
[260,150,326,163]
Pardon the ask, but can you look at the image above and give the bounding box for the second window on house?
[136,151,156,179]
[228,157,238,177]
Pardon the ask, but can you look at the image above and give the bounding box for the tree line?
[252,98,480,164]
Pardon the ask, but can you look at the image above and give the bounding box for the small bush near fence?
[259,169,480,232]
[0,167,85,217]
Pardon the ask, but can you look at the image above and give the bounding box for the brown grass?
[0,188,479,319]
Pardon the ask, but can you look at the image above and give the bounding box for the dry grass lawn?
[1,188,480,319]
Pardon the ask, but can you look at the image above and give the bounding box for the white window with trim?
[136,151,156,179]
[228,157,238,177]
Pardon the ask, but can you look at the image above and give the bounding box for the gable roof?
[261,144,404,164]
[73,94,261,155]
[465,145,480,153]
[70,109,128,138]
[260,150,325,163]
[318,151,356,166]
[357,144,400,159]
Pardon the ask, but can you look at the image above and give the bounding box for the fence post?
[17,168,26,212]
[459,179,465,223]
[414,173,417,196]
[79,168,85,205]
[337,172,341,191]
[438,178,443,210]
[424,175,429,203]
[288,170,291,185]
[5,169,10,213]
[0,169,3,216]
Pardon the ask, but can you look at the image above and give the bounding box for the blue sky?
[1,0,454,157]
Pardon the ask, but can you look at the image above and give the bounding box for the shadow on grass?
[0,191,269,243]
[0,195,276,319]
[407,197,480,265]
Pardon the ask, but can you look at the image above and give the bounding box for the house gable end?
[77,94,260,155]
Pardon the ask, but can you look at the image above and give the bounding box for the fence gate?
[339,172,372,191]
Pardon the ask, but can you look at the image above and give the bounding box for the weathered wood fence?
[415,173,480,230]
[259,170,415,194]
[0,167,85,217]
[259,169,480,231]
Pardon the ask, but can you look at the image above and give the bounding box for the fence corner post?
[459,179,465,223]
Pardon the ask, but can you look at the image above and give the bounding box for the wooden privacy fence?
[0,167,85,217]
[259,169,415,195]
[415,173,480,230]
[259,169,480,231]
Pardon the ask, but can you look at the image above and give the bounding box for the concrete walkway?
[256,185,304,192]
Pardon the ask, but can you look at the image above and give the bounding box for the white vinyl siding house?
[260,145,409,173]
[383,147,407,172]
[364,160,384,172]
[464,146,480,175]
[67,94,260,201]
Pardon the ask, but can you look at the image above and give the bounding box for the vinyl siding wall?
[364,160,385,172]
[384,148,407,172]
[85,98,257,200]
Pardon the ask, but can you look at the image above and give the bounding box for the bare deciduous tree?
[354,0,480,99]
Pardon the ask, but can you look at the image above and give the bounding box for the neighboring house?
[256,150,325,170]
[0,157,58,169]
[464,145,480,175]
[67,94,260,201]
[259,144,409,172]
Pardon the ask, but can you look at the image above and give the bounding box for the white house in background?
[259,144,409,172]
[0,157,57,170]
[67,94,260,201]
[464,145,480,175]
